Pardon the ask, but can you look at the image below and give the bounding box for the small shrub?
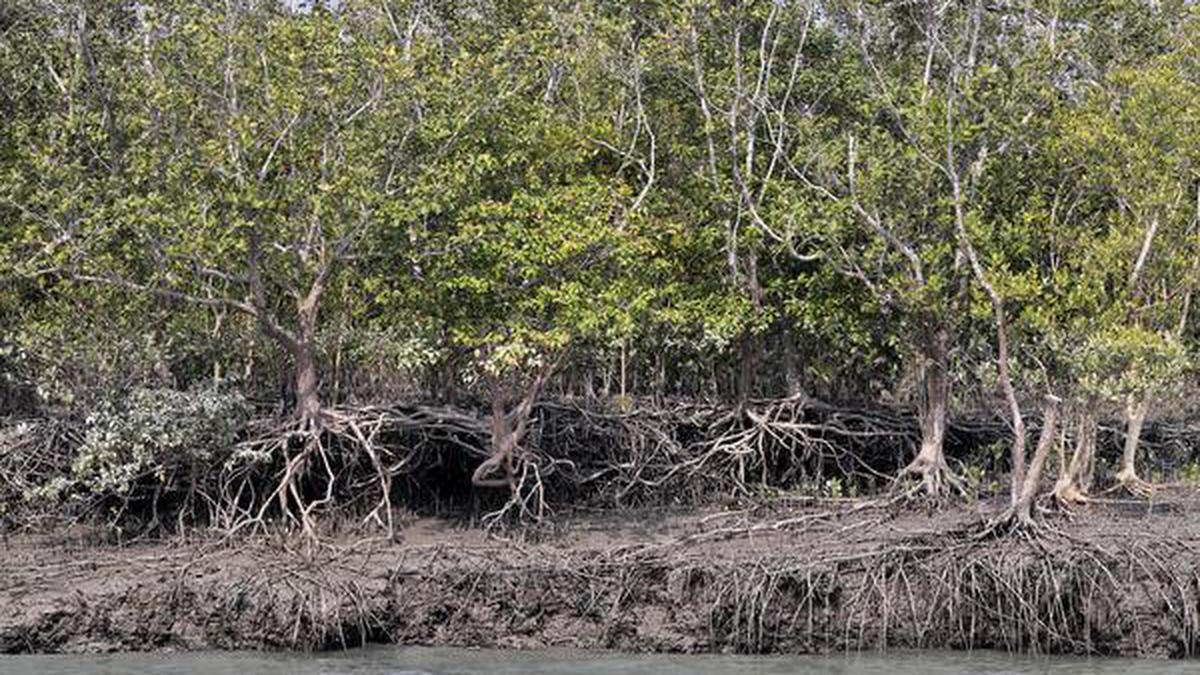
[56,385,249,503]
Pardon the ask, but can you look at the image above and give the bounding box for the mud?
[4,492,1200,658]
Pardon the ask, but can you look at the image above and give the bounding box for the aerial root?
[0,397,1053,537]
[689,530,1169,655]
[1052,480,1090,509]
[897,451,967,501]
[1109,467,1155,499]
[221,404,489,545]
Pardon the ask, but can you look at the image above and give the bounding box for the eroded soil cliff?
[4,492,1200,658]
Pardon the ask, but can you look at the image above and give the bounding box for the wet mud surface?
[4,491,1200,658]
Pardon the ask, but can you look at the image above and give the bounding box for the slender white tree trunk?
[1115,396,1151,493]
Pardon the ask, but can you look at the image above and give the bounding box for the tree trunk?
[1054,410,1096,505]
[655,350,666,403]
[735,247,764,408]
[782,331,804,398]
[1116,396,1151,494]
[735,332,757,408]
[903,325,955,495]
[473,393,519,489]
[246,229,329,424]
[291,281,324,425]
[1002,334,1027,508]
[293,341,322,425]
[1014,394,1061,524]
[472,367,553,490]
[944,100,1030,508]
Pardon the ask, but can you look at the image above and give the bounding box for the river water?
[0,647,1194,675]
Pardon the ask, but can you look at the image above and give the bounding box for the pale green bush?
[66,385,249,499]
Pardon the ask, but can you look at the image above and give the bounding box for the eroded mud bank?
[4,497,1199,658]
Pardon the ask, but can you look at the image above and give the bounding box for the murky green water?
[0,647,1193,675]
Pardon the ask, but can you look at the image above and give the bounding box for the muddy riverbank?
[4,492,1200,658]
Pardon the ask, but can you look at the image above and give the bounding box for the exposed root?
[16,395,1198,540]
[0,398,1013,537]
[1052,481,1090,509]
[221,404,490,544]
[1110,468,1155,499]
[1053,410,1097,511]
[972,506,1037,541]
[8,502,1200,657]
[899,452,966,499]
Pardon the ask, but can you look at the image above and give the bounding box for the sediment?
[4,494,1200,658]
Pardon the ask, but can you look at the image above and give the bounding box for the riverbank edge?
[2,510,1197,659]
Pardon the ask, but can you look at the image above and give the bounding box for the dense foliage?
[2,0,1198,530]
